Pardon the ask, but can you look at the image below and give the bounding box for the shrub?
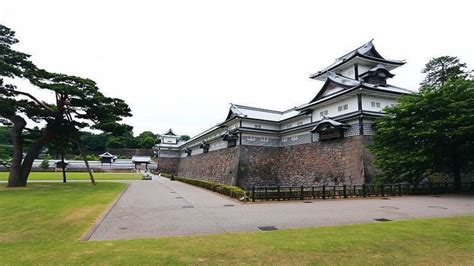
[173,176,246,200]
[39,159,50,170]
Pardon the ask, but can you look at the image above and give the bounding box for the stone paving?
[89,177,474,240]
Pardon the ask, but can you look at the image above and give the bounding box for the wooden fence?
[250,182,474,202]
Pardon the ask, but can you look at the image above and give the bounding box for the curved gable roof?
[309,40,405,80]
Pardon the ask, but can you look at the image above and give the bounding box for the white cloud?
[1,0,473,136]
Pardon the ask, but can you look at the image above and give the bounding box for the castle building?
[154,41,412,189]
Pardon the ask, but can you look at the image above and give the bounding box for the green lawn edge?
[0,172,142,180]
[0,182,473,265]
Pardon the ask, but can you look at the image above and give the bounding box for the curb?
[80,182,131,241]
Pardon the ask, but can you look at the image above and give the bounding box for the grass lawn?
[0,172,142,181]
[0,183,473,265]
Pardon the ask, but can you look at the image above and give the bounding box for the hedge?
[160,173,246,200]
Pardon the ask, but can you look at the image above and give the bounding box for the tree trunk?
[77,141,96,185]
[19,130,56,185]
[61,150,67,183]
[7,116,26,187]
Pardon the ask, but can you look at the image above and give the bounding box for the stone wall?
[176,146,241,185]
[237,136,369,189]
[156,157,180,174]
[157,136,374,189]
[237,146,280,188]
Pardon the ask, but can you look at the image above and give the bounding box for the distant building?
[132,156,152,170]
[155,41,412,188]
[99,152,117,164]
[153,129,185,158]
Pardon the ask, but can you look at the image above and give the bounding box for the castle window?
[254,124,262,129]
[371,101,381,108]
[261,137,269,142]
[291,136,298,141]
[282,137,288,142]
[338,104,348,112]
[320,110,328,117]
[247,136,256,141]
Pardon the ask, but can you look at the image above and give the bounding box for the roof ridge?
[337,39,374,60]
[233,104,284,114]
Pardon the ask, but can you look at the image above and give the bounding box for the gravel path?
[89,177,474,240]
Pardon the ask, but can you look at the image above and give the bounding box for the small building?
[99,152,116,164]
[132,156,151,170]
[153,129,184,158]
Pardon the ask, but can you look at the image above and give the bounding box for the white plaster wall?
[340,65,355,79]
[162,137,177,144]
[311,95,358,122]
[241,120,279,130]
[362,95,397,112]
[280,116,311,130]
[358,65,370,76]
[209,140,227,151]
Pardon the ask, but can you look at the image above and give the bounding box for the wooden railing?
[250,182,474,202]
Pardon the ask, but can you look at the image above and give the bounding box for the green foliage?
[39,159,50,170]
[136,131,157,148]
[72,154,100,161]
[0,126,12,145]
[421,56,471,87]
[168,175,246,199]
[180,135,191,141]
[81,132,108,151]
[370,76,474,185]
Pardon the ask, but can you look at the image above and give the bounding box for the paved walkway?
[89,177,474,240]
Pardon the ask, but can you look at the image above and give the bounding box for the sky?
[1,0,473,137]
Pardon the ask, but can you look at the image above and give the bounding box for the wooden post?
[300,185,304,200]
[264,188,268,200]
[333,186,336,199]
[312,186,315,199]
[343,185,347,198]
[362,184,366,198]
[380,185,384,197]
[322,185,326,200]
[398,184,402,196]
[277,185,281,201]
[252,186,255,202]
[444,182,448,193]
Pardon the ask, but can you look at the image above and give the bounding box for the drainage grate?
[224,204,235,207]
[182,205,194,209]
[374,218,392,222]
[303,201,313,203]
[175,196,183,199]
[428,205,448,210]
[380,197,390,200]
[381,206,399,210]
[258,226,278,231]
[119,226,128,230]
